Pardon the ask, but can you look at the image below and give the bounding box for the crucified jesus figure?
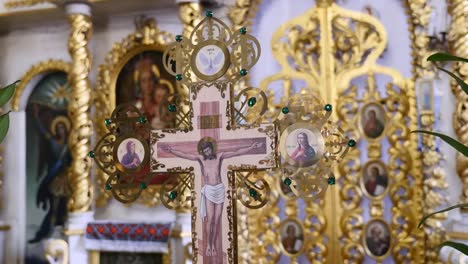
[162,138,263,257]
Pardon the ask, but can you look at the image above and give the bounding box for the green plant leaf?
[418,203,468,228]
[411,130,468,157]
[0,80,19,107]
[427,53,468,63]
[436,67,468,95]
[438,241,468,256]
[0,111,10,144]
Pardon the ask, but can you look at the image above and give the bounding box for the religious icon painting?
[22,67,72,263]
[363,219,392,259]
[114,135,149,172]
[361,160,389,199]
[359,102,387,140]
[94,19,179,206]
[279,122,324,168]
[191,39,231,81]
[279,218,305,256]
[115,48,177,130]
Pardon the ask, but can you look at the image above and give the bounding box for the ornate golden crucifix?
[91,11,354,263]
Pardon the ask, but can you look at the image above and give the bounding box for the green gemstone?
[176,74,182,81]
[105,184,112,190]
[175,35,183,42]
[88,151,95,158]
[283,178,292,186]
[240,69,248,76]
[139,116,147,123]
[169,191,178,200]
[327,177,336,185]
[249,188,257,198]
[324,104,332,112]
[104,118,111,125]
[347,139,356,147]
[206,10,213,17]
[281,107,289,114]
[168,104,177,112]
[248,97,257,107]
[140,182,147,189]
[239,27,247,34]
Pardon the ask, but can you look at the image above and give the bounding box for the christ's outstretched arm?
[221,142,263,159]
[162,145,200,161]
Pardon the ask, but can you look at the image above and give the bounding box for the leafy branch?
[0,80,19,143]
[414,52,468,256]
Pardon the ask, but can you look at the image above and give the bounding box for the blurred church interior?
[0,0,466,263]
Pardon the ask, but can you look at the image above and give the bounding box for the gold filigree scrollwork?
[244,0,437,262]
[332,15,385,74]
[258,125,278,167]
[403,0,446,260]
[159,169,193,211]
[229,87,268,128]
[95,17,175,207]
[227,171,236,264]
[285,167,329,200]
[191,80,229,101]
[162,15,260,88]
[404,0,435,78]
[277,97,352,201]
[177,2,203,39]
[150,131,167,171]
[261,15,321,97]
[227,0,263,89]
[228,0,263,31]
[92,104,153,204]
[160,93,193,131]
[337,71,423,262]
[235,171,270,209]
[93,133,117,175]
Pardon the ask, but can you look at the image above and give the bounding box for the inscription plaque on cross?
[152,84,275,263]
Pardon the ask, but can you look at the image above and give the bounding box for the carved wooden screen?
[237,1,442,263]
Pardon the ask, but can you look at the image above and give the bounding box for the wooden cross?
[152,83,276,263]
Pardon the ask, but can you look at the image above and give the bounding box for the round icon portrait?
[117,138,146,170]
[364,220,391,257]
[280,219,304,255]
[360,103,386,139]
[282,125,323,167]
[362,161,388,197]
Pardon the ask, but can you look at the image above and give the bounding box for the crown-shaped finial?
[162,12,261,87]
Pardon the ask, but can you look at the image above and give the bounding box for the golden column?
[63,3,94,263]
[449,0,468,210]
[65,0,93,213]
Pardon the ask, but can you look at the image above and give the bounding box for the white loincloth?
[200,183,225,221]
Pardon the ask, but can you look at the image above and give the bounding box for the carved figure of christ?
[153,84,275,263]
